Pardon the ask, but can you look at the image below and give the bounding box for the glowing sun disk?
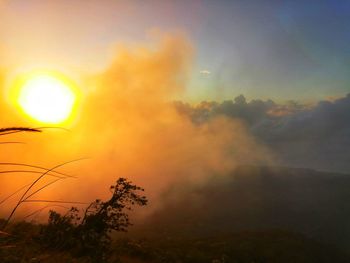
[18,75,75,124]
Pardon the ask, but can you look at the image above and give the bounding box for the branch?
[0,127,41,136]
[1,158,87,230]
[22,200,87,205]
[0,170,65,179]
[0,162,76,178]
[23,204,70,220]
[24,178,63,200]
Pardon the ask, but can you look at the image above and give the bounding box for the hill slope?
[134,166,350,250]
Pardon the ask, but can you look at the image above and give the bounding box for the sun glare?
[18,74,76,124]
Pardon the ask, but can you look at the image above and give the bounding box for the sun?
[18,74,76,124]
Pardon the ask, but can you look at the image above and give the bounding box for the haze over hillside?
[133,166,350,250]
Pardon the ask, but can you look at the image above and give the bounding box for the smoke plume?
[0,34,271,219]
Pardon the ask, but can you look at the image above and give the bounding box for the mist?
[0,34,271,219]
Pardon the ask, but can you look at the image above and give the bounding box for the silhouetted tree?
[40,178,147,261]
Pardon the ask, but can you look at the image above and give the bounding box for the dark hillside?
[134,166,350,250]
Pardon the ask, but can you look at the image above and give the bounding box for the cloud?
[2,31,348,224]
[176,94,350,173]
[199,69,211,75]
[0,34,270,219]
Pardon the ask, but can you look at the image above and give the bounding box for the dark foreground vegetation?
[3,166,350,262]
[1,224,349,262]
[0,177,147,262]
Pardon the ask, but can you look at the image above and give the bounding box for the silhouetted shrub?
[39,178,147,261]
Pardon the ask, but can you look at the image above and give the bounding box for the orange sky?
[2,0,348,222]
[0,34,271,221]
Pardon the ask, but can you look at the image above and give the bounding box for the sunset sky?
[2,3,350,260]
[1,0,349,102]
[1,0,350,221]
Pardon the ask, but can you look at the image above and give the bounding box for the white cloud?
[199,69,211,75]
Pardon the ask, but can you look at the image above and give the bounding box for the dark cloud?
[175,93,350,173]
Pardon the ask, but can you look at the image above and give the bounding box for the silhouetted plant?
[40,177,148,261]
[1,128,147,261]
[1,127,82,231]
[1,158,83,230]
[0,127,41,136]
